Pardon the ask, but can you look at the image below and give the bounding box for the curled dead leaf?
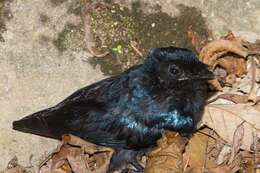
[200,35,248,68]
[228,122,245,165]
[217,57,247,77]
[200,33,249,90]
[39,134,114,173]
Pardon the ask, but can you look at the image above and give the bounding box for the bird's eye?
[168,64,180,76]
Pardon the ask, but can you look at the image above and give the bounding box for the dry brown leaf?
[63,135,114,173]
[145,131,188,173]
[183,128,217,170]
[202,104,260,151]
[200,34,248,68]
[228,122,245,164]
[145,129,221,173]
[200,33,249,90]
[67,154,89,173]
[217,56,247,76]
[39,134,114,173]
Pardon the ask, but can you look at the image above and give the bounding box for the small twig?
[197,129,218,141]
[88,47,110,58]
[130,41,143,57]
[248,51,260,56]
[84,14,110,58]
[183,155,190,172]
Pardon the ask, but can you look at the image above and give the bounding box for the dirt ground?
[0,0,260,171]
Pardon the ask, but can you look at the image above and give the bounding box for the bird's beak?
[194,69,215,80]
[177,69,215,81]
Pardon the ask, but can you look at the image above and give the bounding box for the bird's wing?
[56,64,142,107]
[13,65,143,148]
[13,73,125,138]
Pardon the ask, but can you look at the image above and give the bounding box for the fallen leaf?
[202,104,260,151]
[145,131,188,173]
[67,154,88,173]
[145,129,222,173]
[183,128,218,170]
[200,34,248,68]
[200,33,249,90]
[217,56,247,77]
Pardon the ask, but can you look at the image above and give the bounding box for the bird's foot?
[121,161,144,173]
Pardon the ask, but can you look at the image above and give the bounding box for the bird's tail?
[12,108,62,139]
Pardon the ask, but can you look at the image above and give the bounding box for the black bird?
[13,47,214,172]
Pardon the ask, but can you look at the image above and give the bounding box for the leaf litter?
[38,134,114,173]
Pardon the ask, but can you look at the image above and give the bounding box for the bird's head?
[143,47,214,87]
